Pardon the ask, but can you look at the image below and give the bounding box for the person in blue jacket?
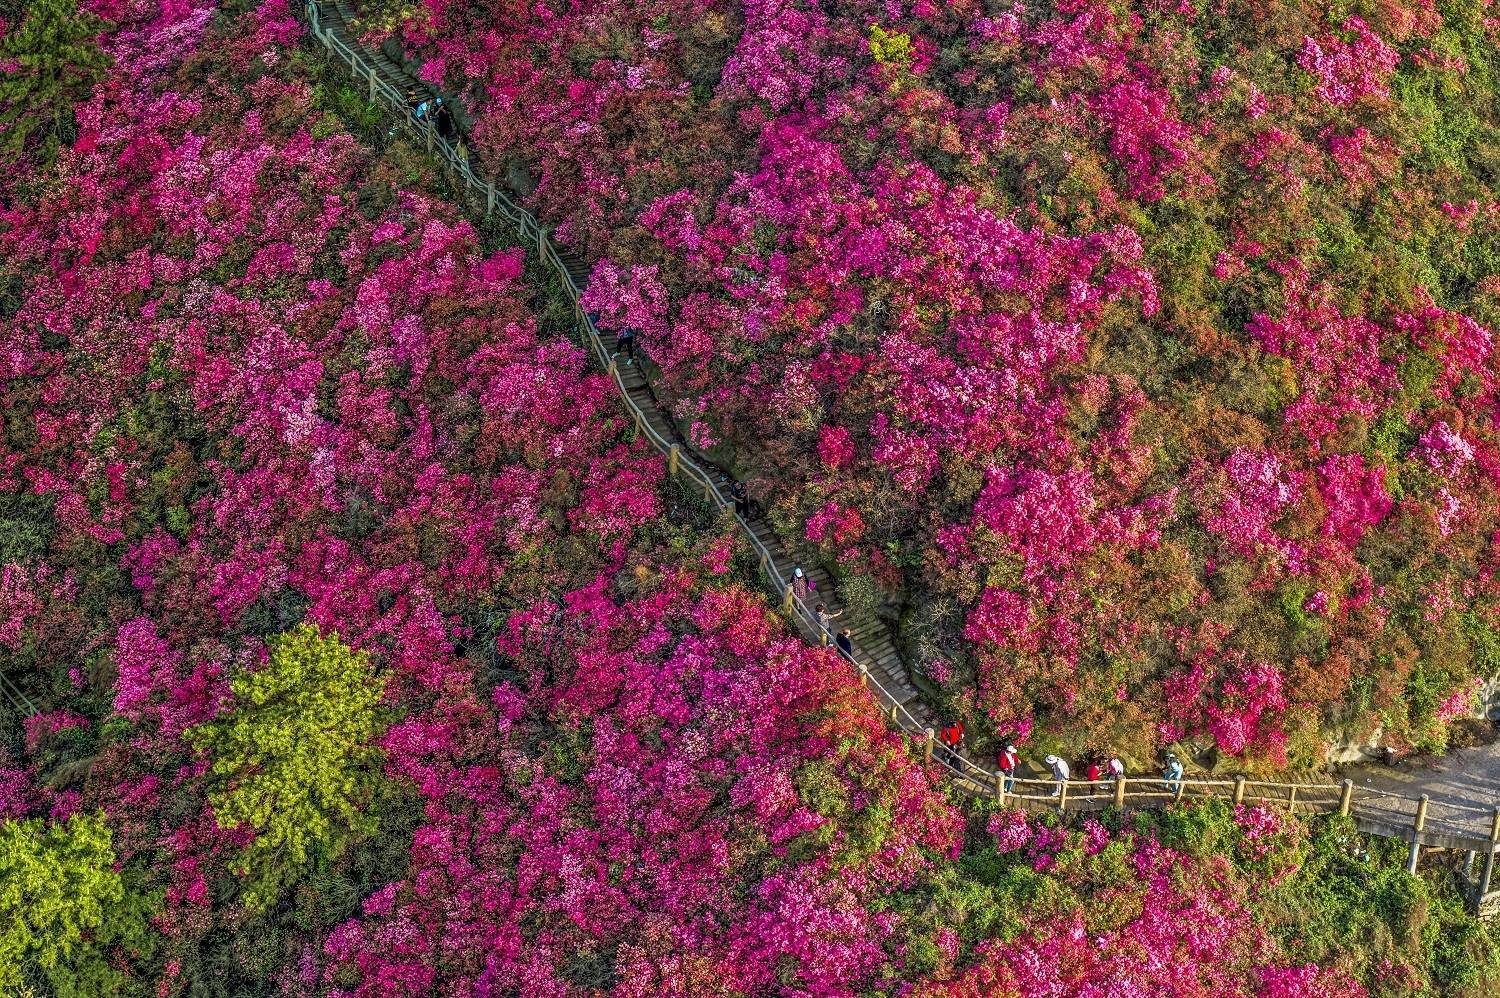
[1163,752,1185,793]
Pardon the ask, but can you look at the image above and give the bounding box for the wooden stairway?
[302,1,931,723]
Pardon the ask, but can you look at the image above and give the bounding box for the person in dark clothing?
[391,88,422,137]
[615,328,636,366]
[730,480,749,519]
[435,100,457,141]
[834,627,853,662]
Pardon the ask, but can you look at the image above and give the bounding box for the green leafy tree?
[0,813,124,992]
[867,24,915,69]
[0,0,112,164]
[187,624,388,908]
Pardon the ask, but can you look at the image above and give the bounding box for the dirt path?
[1341,734,1500,834]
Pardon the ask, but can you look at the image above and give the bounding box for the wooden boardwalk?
[302,0,929,722]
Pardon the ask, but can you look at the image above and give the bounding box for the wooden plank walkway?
[303,0,930,721]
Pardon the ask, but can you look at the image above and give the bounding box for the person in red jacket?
[998,743,1018,793]
[1085,758,1103,793]
[937,721,965,768]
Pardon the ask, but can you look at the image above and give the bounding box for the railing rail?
[297,1,1500,876]
[0,671,37,718]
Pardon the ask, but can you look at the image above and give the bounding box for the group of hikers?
[776,561,1198,798]
[935,722,1189,795]
[784,567,857,662]
[394,87,462,153]
[779,568,1194,797]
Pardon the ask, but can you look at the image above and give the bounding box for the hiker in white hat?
[997,744,1019,793]
[1045,754,1070,797]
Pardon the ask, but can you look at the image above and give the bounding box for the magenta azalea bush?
[366,0,1500,765]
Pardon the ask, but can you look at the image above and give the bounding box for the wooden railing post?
[781,586,794,614]
[486,180,496,216]
[858,665,869,688]
[425,117,434,152]
[1233,776,1246,804]
[1114,775,1126,809]
[1407,795,1429,874]
[668,444,680,476]
[1288,786,1297,814]
[1173,780,1185,803]
[368,63,377,101]
[996,767,1006,805]
[1058,780,1069,813]
[923,728,935,766]
[1479,808,1500,898]
[1339,779,1353,817]
[888,704,897,725]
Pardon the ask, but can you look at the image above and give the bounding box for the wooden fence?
[296,0,1500,914]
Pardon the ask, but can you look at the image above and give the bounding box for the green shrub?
[0,0,112,166]
[185,624,391,908]
[0,813,141,994]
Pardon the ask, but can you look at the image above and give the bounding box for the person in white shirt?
[1045,754,1070,797]
[1107,756,1125,781]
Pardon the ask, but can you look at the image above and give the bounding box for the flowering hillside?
[368,0,1500,765]
[2,0,1499,994]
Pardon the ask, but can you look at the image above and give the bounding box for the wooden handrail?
[296,0,1500,854]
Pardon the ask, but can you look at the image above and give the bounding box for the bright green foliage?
[187,624,388,908]
[1262,815,1500,993]
[0,813,123,992]
[867,24,914,68]
[0,0,112,164]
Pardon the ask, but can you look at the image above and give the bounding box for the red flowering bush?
[0,3,961,991]
[321,578,961,996]
[912,803,1495,996]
